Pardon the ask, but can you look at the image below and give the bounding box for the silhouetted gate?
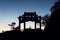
[18,12,41,31]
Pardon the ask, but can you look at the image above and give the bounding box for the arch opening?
[36,23,40,29]
[25,21,35,29]
[20,23,24,32]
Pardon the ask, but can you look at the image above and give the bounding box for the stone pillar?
[35,22,36,29]
[24,22,25,30]
[18,16,20,31]
[40,16,41,31]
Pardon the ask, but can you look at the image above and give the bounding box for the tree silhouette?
[50,0,60,12]
[45,0,60,32]
[8,22,16,30]
[2,30,4,33]
[42,14,50,26]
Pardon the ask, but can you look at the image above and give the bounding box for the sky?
[0,0,57,33]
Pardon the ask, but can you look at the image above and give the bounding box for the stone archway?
[18,12,41,31]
